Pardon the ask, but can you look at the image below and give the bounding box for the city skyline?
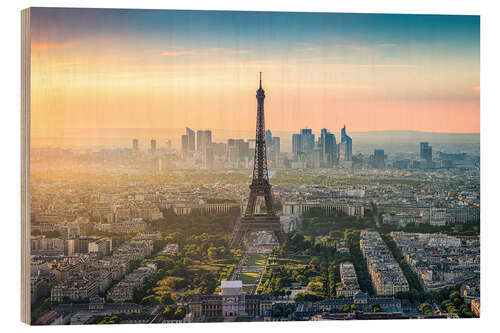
[30,8,479,140]
[23,8,481,326]
[30,126,480,152]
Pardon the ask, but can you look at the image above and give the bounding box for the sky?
[30,8,480,139]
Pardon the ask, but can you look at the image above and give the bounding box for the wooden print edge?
[21,7,31,325]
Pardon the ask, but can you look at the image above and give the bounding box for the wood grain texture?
[21,7,31,325]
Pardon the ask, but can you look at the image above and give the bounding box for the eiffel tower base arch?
[230,215,286,248]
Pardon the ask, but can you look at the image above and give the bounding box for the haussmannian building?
[360,231,409,296]
[282,201,364,218]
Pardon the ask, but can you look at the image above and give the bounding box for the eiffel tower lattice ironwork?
[230,73,286,248]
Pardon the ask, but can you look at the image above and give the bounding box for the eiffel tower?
[230,73,286,248]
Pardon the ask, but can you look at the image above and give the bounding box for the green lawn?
[240,272,260,284]
[247,254,267,266]
[270,257,310,265]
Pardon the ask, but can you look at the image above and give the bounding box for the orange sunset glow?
[29,9,480,140]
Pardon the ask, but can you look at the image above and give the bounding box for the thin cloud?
[160,47,251,57]
[346,63,413,69]
[299,47,320,52]
[335,43,397,52]
[296,43,397,53]
[377,43,397,48]
[335,44,370,52]
[229,49,251,55]
[161,50,197,56]
[31,41,76,51]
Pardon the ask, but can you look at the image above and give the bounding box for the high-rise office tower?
[420,142,428,158]
[266,130,273,147]
[292,133,302,156]
[420,142,432,167]
[291,128,316,166]
[300,128,315,154]
[320,128,328,145]
[319,128,328,161]
[150,139,157,154]
[197,130,204,152]
[186,127,195,152]
[266,130,273,162]
[196,130,212,152]
[204,130,212,149]
[323,132,337,167]
[340,125,352,161]
[132,138,138,151]
[292,129,315,160]
[265,129,280,165]
[374,149,385,169]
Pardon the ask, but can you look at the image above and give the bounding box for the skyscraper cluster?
[131,138,172,154]
[181,128,214,167]
[292,125,352,168]
[227,139,250,168]
[178,128,257,169]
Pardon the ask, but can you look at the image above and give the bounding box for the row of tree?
[163,305,187,320]
[148,209,236,237]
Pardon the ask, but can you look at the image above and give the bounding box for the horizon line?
[30,128,481,135]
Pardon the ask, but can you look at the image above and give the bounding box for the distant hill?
[348,130,479,145]
[32,128,479,154]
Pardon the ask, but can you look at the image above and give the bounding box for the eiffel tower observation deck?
[230,73,285,248]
